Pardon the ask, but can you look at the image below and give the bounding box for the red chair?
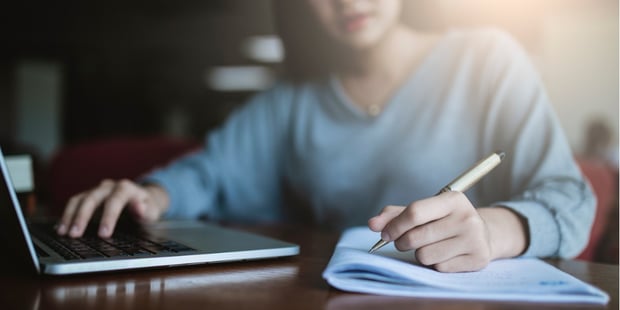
[47,136,201,215]
[575,157,618,263]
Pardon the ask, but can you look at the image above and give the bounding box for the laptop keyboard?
[31,223,196,261]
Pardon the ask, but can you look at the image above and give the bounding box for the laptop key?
[31,223,195,260]
[79,251,106,259]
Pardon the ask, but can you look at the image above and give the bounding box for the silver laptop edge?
[0,147,41,273]
[43,247,299,275]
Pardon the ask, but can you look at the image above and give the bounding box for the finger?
[68,180,115,237]
[127,199,147,219]
[433,253,491,273]
[98,180,144,237]
[368,205,405,232]
[414,236,469,267]
[415,227,492,270]
[56,194,85,235]
[395,196,483,251]
[393,213,463,251]
[125,186,155,221]
[128,197,159,222]
[382,194,456,242]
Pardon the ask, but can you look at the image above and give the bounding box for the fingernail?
[56,224,66,234]
[99,226,109,236]
[70,225,80,236]
[381,231,391,241]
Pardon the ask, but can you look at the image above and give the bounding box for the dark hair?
[272,0,344,81]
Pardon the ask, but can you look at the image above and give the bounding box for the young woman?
[56,0,594,272]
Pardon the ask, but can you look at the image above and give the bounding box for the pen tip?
[368,239,389,254]
[496,151,505,160]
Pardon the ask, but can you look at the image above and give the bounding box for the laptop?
[0,147,299,275]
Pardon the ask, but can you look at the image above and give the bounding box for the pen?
[368,151,506,254]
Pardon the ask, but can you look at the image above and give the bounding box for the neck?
[334,26,435,115]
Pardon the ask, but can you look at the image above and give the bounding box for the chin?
[338,32,383,50]
[346,42,376,52]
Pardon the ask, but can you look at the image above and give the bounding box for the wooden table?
[0,224,616,309]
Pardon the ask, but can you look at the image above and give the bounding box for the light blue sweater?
[144,29,595,258]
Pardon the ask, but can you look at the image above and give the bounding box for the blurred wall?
[2,0,617,160]
[425,0,619,152]
[539,4,618,151]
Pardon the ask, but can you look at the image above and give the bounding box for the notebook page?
[323,227,609,304]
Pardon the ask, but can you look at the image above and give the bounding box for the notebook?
[0,147,299,275]
[323,227,609,304]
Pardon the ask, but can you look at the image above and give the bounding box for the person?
[55,0,595,273]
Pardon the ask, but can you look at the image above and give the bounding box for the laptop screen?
[0,147,40,274]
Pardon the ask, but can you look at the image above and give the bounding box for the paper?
[322,227,609,304]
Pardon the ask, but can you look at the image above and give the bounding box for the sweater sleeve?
[141,83,291,222]
[475,30,596,258]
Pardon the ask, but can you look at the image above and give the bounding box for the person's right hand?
[55,179,169,238]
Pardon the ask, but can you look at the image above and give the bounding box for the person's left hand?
[368,191,493,272]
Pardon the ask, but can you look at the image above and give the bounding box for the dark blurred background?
[2,1,278,149]
[1,0,618,161]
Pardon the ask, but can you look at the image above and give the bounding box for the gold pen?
[368,151,506,254]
